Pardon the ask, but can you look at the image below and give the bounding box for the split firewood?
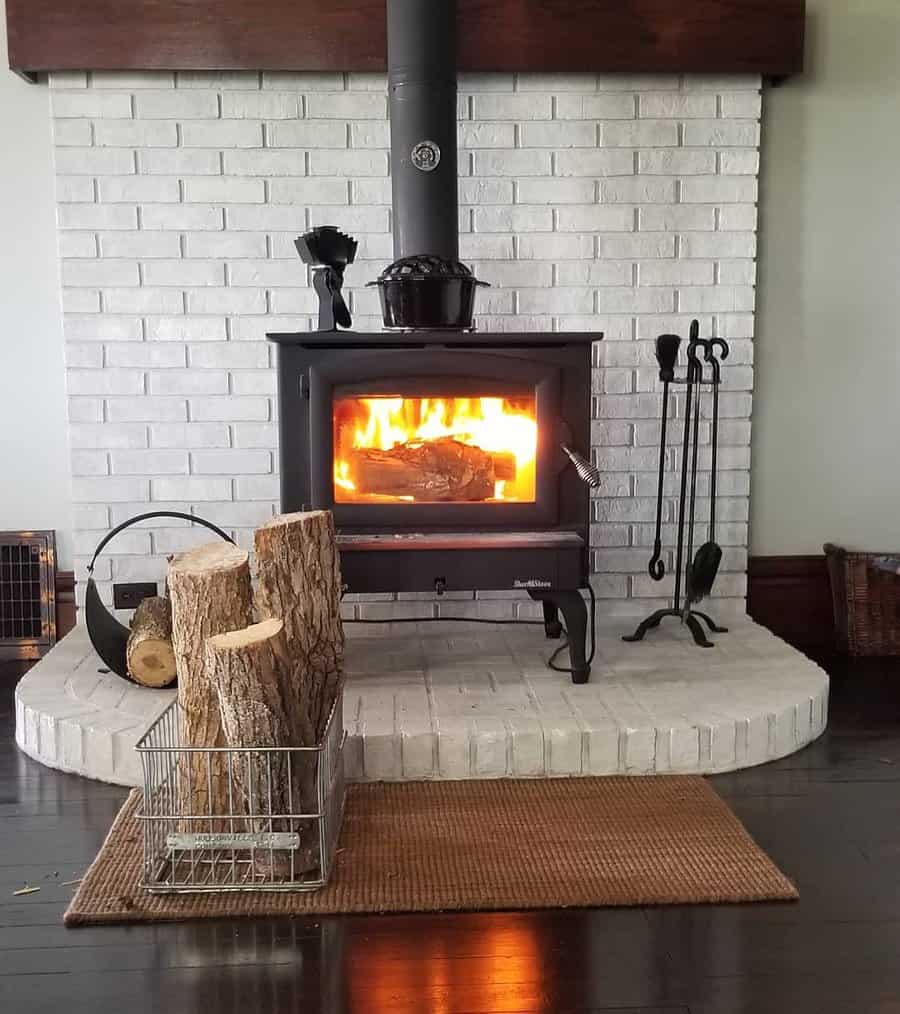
[254,511,344,739]
[168,542,253,824]
[205,618,318,873]
[350,437,497,501]
[490,452,517,482]
[126,596,176,688]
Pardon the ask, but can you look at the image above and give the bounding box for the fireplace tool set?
[624,320,730,648]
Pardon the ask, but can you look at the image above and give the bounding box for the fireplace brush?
[623,320,730,648]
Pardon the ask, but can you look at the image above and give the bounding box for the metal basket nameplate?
[166,831,300,851]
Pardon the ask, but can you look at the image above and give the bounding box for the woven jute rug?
[65,777,796,926]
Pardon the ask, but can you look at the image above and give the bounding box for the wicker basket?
[824,543,900,656]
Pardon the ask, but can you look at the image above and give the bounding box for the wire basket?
[136,696,345,893]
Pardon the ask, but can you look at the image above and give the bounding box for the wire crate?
[136,696,345,893]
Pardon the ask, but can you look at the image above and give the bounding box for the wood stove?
[269,329,597,682]
[268,0,600,682]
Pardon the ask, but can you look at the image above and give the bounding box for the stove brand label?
[513,578,552,589]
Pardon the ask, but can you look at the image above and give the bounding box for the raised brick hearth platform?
[16,616,827,784]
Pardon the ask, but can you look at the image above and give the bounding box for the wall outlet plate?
[113,582,158,610]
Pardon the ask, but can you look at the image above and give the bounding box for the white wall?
[45,70,761,612]
[0,1,72,566]
[752,0,900,555]
[13,0,887,577]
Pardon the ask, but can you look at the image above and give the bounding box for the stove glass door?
[332,392,537,505]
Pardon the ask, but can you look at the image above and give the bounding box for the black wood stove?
[268,0,600,682]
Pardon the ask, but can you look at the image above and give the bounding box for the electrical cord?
[546,582,597,675]
[343,583,597,676]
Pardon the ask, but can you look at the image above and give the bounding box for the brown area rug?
[65,777,796,926]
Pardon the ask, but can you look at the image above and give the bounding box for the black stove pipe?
[387,0,459,262]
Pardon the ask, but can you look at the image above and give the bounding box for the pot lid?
[369,254,488,285]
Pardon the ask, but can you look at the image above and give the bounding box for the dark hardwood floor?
[3,651,900,1014]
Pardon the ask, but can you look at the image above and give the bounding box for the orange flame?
[333,395,537,503]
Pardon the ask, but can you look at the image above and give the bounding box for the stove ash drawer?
[339,544,585,596]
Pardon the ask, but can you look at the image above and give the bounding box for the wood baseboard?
[748,555,836,656]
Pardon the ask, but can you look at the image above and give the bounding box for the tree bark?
[126,595,176,688]
[169,542,253,824]
[254,511,344,739]
[205,618,318,874]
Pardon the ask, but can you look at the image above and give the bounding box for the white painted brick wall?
[48,70,760,612]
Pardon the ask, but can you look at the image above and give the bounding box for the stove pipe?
[387,0,459,261]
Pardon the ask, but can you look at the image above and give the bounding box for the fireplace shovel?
[686,339,725,604]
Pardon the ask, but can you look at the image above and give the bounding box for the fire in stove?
[333,395,537,504]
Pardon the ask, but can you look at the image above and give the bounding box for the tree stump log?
[126,596,176,688]
[169,542,253,824]
[254,511,345,739]
[205,618,318,874]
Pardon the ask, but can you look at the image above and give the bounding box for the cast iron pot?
[84,511,234,683]
[369,254,488,330]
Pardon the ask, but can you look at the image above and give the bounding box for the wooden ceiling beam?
[6,0,804,79]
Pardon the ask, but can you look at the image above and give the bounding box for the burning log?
[490,452,516,482]
[350,437,508,501]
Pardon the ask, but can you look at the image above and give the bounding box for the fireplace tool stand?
[623,322,730,648]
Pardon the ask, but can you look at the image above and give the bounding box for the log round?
[254,511,345,739]
[126,595,176,688]
[168,542,253,822]
[206,618,319,874]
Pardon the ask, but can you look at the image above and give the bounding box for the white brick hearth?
[50,69,761,615]
[16,617,827,785]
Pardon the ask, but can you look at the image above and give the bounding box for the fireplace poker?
[682,337,704,615]
[648,334,681,580]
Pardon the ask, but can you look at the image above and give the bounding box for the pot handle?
[87,510,235,575]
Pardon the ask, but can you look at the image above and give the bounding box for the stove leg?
[540,600,563,640]
[528,589,590,684]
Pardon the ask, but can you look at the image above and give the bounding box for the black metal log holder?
[623,321,730,648]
